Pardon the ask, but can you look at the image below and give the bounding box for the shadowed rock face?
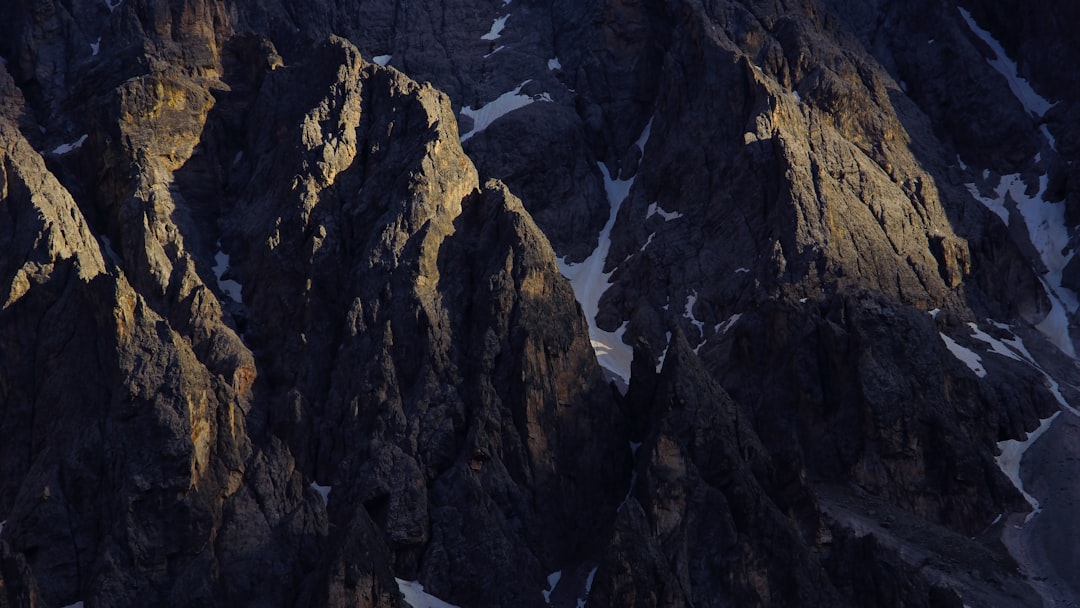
[0,7,628,607]
[3,0,1080,606]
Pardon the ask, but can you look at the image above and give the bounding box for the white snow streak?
[965,172,1077,357]
[958,7,1054,117]
[481,15,509,40]
[939,333,987,377]
[557,120,653,386]
[60,603,84,608]
[213,245,244,304]
[99,235,122,266]
[103,0,122,11]
[547,57,562,71]
[90,38,101,56]
[397,579,461,608]
[372,54,392,66]
[655,331,672,373]
[52,134,88,155]
[997,412,1060,522]
[977,322,1080,417]
[459,81,552,142]
[683,292,705,339]
[542,571,562,604]
[716,313,742,335]
[576,567,599,608]
[310,482,331,505]
[646,202,682,221]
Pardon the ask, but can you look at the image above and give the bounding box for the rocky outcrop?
[228,37,629,605]
[591,333,978,607]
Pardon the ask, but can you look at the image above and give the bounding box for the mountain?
[1,0,1078,606]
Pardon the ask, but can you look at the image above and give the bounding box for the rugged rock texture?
[3,0,1080,606]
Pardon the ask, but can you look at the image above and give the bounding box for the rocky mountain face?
[2,0,1079,607]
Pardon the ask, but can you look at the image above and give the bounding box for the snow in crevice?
[547,57,562,71]
[654,331,672,373]
[60,603,84,608]
[939,333,987,377]
[99,235,122,266]
[576,566,599,608]
[683,292,705,339]
[372,54,392,66]
[542,571,562,604]
[734,267,750,274]
[481,15,509,41]
[52,134,88,155]
[103,0,122,11]
[0,520,5,535]
[964,172,1077,357]
[557,120,654,387]
[483,46,505,59]
[639,232,655,252]
[1040,125,1056,150]
[397,579,461,608]
[958,7,1054,117]
[646,202,682,221]
[459,81,553,142]
[212,243,244,304]
[90,38,101,56]
[310,482,331,505]
[997,412,1060,523]
[977,322,1080,417]
[716,313,742,335]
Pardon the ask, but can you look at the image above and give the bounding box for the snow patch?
[557,120,653,386]
[372,54,392,66]
[542,571,562,604]
[90,38,101,56]
[716,313,742,335]
[646,202,682,221]
[1040,124,1056,150]
[639,232,655,252]
[576,567,598,608]
[459,81,552,142]
[397,579,461,608]
[103,0,122,11]
[213,244,244,304]
[940,333,987,378]
[683,292,705,340]
[734,267,750,274]
[311,482,331,505]
[958,7,1054,117]
[655,331,672,373]
[60,603,84,608]
[481,15,509,40]
[548,57,562,71]
[982,323,1080,417]
[965,172,1077,357]
[997,412,1060,522]
[483,46,505,58]
[52,134,88,155]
